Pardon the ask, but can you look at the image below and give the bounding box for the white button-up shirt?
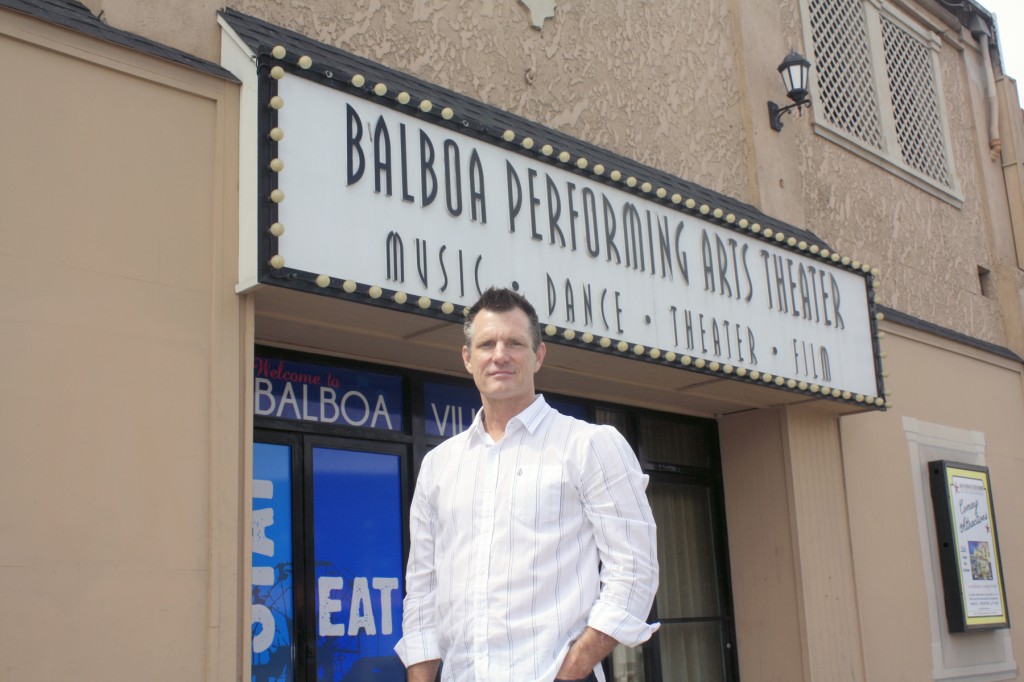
[395,395,659,682]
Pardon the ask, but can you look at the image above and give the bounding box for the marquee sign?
[235,12,885,405]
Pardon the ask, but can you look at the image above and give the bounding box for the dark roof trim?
[1,0,238,82]
[220,7,834,252]
[878,305,1024,364]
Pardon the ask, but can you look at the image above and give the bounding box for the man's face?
[462,307,546,405]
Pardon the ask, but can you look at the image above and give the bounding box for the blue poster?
[254,356,404,432]
[252,442,294,682]
[312,447,405,681]
[423,382,479,437]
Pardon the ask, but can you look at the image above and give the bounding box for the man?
[395,288,659,682]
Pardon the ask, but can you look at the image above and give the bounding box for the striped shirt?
[395,395,659,682]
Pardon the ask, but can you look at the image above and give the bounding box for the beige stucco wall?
[97,0,757,204]
[722,322,1024,682]
[720,409,806,681]
[842,322,1024,681]
[723,404,872,682]
[0,11,243,681]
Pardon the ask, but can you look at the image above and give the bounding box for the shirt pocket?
[512,464,563,527]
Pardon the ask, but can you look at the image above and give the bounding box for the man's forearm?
[406,658,440,682]
[555,627,618,680]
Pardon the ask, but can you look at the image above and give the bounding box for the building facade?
[2,0,1024,680]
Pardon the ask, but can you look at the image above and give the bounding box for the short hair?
[463,287,543,351]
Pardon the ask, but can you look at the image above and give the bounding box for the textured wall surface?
[232,0,753,201]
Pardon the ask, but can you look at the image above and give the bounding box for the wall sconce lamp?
[768,50,812,132]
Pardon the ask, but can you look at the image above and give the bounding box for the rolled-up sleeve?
[580,426,660,647]
[394,456,442,666]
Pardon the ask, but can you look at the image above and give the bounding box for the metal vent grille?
[808,0,883,150]
[881,16,952,187]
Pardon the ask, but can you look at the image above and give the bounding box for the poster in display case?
[929,460,1010,632]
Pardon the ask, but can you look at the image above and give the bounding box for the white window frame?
[800,0,963,206]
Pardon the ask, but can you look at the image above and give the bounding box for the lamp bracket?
[768,99,810,132]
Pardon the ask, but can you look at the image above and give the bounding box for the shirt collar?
[470,394,551,442]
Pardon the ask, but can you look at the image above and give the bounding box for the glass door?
[307,441,406,681]
[599,410,738,682]
[252,431,409,682]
